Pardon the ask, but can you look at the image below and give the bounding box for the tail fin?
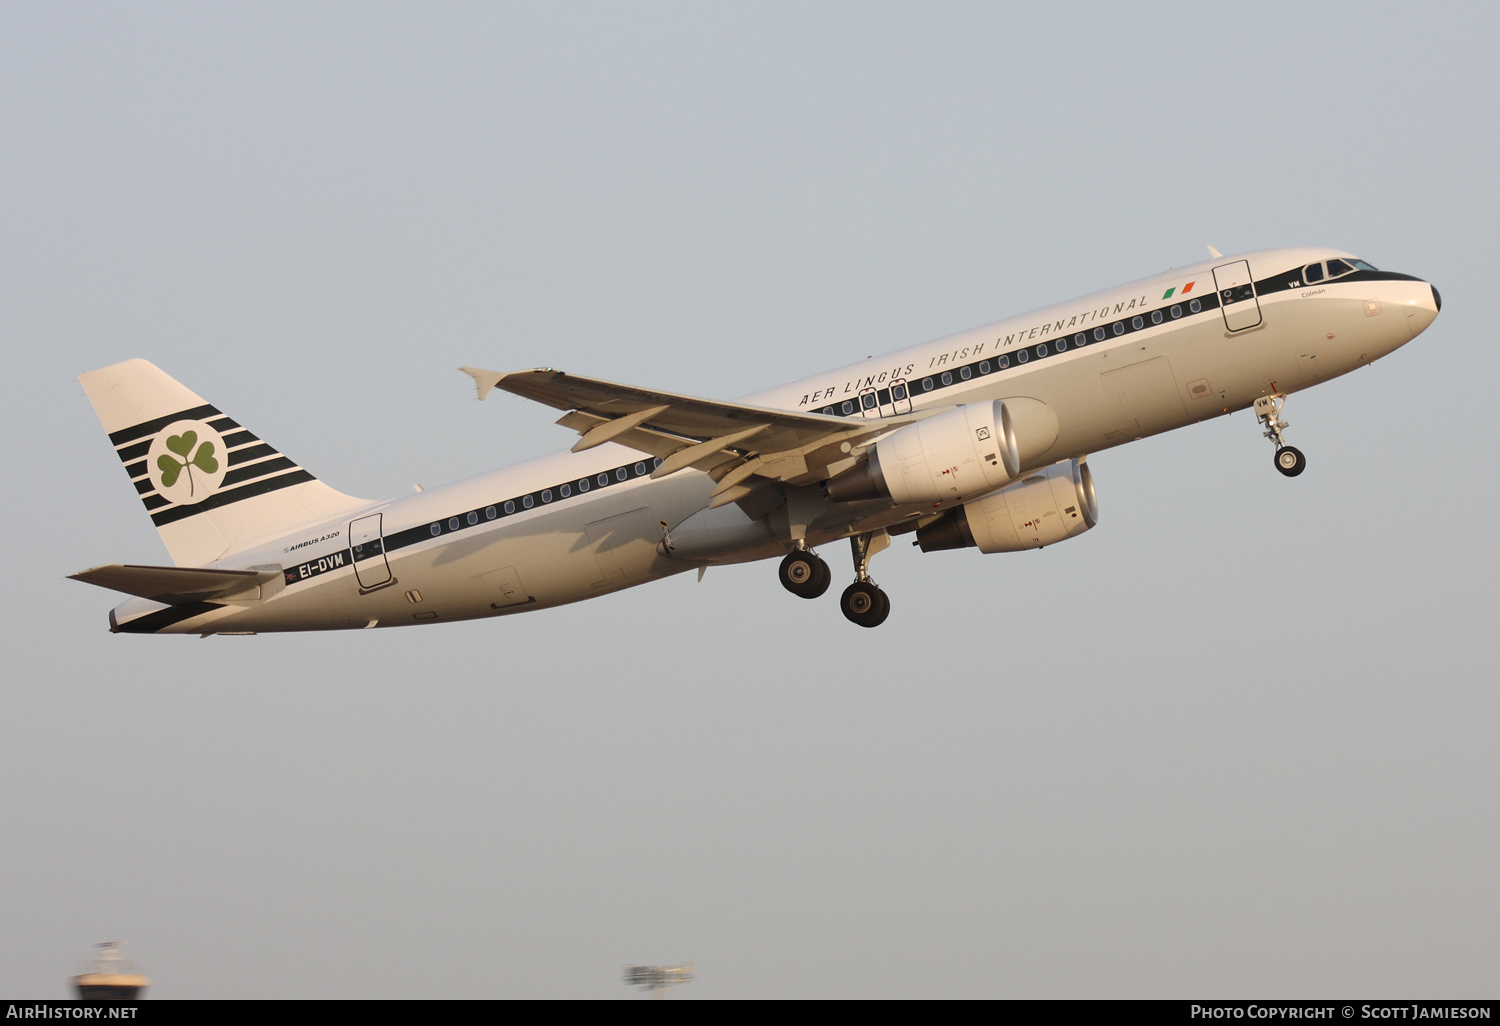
[79,359,371,567]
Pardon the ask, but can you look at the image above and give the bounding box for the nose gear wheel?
[1275,445,1306,477]
[1255,394,1308,477]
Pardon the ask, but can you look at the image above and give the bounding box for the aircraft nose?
[1403,279,1440,338]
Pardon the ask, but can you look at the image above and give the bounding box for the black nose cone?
[1431,284,1442,311]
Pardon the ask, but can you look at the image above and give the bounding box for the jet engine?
[827,401,1021,506]
[916,458,1097,553]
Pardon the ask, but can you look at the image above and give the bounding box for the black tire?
[807,556,832,599]
[840,581,890,628]
[1275,445,1306,477]
[779,550,829,598]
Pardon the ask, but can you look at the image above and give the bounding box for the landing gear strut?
[779,547,831,599]
[1255,394,1306,478]
[840,531,891,628]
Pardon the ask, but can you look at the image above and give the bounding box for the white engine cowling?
[825,401,1019,507]
[916,458,1097,553]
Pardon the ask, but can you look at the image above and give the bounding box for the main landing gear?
[1255,394,1306,478]
[778,547,831,599]
[777,531,892,627]
[839,531,891,628]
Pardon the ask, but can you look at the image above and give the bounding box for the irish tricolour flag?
[1162,281,1195,300]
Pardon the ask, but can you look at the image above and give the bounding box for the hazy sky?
[3,1,1497,999]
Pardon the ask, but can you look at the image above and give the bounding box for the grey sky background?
[3,1,1497,999]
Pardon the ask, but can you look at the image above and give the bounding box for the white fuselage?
[109,247,1439,634]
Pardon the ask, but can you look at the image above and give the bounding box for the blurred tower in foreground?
[624,964,694,998]
[73,942,149,1000]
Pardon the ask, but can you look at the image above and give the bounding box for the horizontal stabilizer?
[69,564,283,605]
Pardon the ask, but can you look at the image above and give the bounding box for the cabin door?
[1212,260,1263,332]
[349,513,393,589]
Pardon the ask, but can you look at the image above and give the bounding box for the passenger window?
[959,366,972,380]
[616,469,627,481]
[892,382,909,398]
[921,377,933,390]
[1094,327,1106,341]
[1326,258,1353,277]
[486,506,496,519]
[1151,310,1163,325]
[448,517,460,530]
[998,355,1009,369]
[841,400,854,414]
[1074,332,1086,346]
[577,479,588,492]
[1016,350,1028,364]
[1037,343,1048,357]
[1132,315,1143,330]
[1056,338,1066,352]
[560,484,571,497]
[522,494,534,508]
[1190,299,1202,313]
[1113,322,1125,335]
[541,489,553,503]
[862,392,877,408]
[634,462,646,475]
[504,501,515,514]
[599,473,609,486]
[1170,305,1181,318]
[1304,263,1325,283]
[467,511,478,525]
[940,371,952,386]
[430,523,441,536]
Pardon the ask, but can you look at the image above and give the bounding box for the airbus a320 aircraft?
[72,247,1439,634]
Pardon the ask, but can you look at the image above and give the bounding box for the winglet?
[459,366,505,401]
[1207,245,1223,259]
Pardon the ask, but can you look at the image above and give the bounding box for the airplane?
[71,246,1440,634]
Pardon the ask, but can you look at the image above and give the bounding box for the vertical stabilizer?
[79,359,371,567]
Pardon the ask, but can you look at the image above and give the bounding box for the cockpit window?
[1351,259,1378,271]
[1326,258,1354,277]
[1304,263,1325,283]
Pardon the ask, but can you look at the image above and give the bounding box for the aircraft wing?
[461,367,933,506]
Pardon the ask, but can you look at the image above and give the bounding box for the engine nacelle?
[916,458,1097,553]
[827,401,1021,506]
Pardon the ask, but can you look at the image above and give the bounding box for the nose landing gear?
[1255,394,1307,477]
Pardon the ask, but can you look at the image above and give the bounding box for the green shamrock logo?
[156,431,219,496]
